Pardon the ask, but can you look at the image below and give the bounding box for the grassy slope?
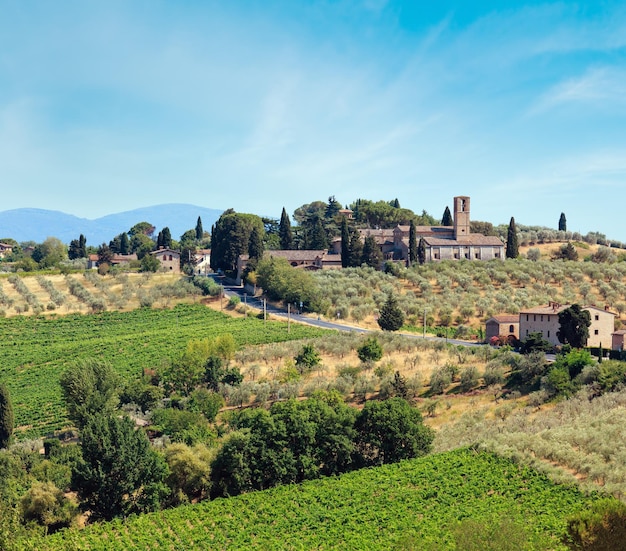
[15,448,602,551]
[0,304,327,438]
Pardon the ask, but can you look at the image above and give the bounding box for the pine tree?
[325,196,341,219]
[559,212,567,232]
[0,383,14,449]
[506,217,519,259]
[377,293,404,331]
[307,216,328,250]
[417,237,426,265]
[279,207,294,250]
[409,220,417,265]
[441,206,453,226]
[340,216,350,268]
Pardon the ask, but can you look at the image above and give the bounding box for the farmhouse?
[151,248,181,273]
[194,249,211,275]
[518,303,615,348]
[485,315,519,343]
[0,242,13,259]
[87,253,138,269]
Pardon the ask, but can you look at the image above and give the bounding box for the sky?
[1,1,626,241]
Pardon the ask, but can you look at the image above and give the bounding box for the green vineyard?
[0,304,327,438]
[14,448,602,550]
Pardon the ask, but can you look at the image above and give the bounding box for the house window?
[547,315,550,322]
[595,315,599,321]
[475,252,480,259]
[525,329,528,336]
[526,315,529,321]
[509,325,514,333]
[169,255,173,261]
[433,248,440,260]
[541,315,543,322]
[495,252,501,258]
[465,252,470,259]
[547,331,550,338]
[534,315,537,322]
[595,329,599,335]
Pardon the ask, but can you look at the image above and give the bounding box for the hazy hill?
[0,204,224,244]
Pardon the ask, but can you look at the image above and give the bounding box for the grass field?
[13,447,603,551]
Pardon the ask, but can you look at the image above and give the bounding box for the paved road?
[211,275,484,348]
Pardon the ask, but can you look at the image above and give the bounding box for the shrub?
[357,337,383,363]
[565,498,626,550]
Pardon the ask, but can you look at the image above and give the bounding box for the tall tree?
[506,217,519,259]
[60,360,120,429]
[408,220,417,265]
[389,198,400,208]
[340,216,350,268]
[195,216,204,241]
[210,210,265,274]
[158,227,172,249]
[0,383,13,449]
[119,232,130,255]
[559,212,567,232]
[248,225,264,265]
[73,414,168,520]
[361,235,383,268]
[377,293,404,331]
[441,206,453,226]
[97,243,114,266]
[307,216,328,250]
[417,237,426,265]
[557,305,591,349]
[325,196,341,219]
[68,234,87,260]
[348,229,363,267]
[279,207,293,250]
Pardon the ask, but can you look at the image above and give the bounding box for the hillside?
[14,448,602,551]
[0,204,223,244]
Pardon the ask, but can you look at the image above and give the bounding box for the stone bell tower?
[453,196,470,240]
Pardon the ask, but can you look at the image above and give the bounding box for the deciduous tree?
[557,304,591,349]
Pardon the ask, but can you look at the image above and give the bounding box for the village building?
[611,330,626,352]
[150,248,181,273]
[87,253,138,270]
[194,249,211,275]
[331,196,504,263]
[485,315,520,343]
[0,243,13,259]
[518,302,615,348]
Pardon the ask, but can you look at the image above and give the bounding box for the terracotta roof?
[266,250,326,262]
[423,235,504,246]
[612,330,626,336]
[519,304,570,315]
[487,315,519,324]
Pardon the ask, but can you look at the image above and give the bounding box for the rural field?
[14,448,603,551]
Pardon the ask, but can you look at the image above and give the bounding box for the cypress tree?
[340,216,350,268]
[441,206,453,226]
[409,220,417,265]
[559,212,567,232]
[378,293,404,331]
[506,217,519,259]
[348,229,363,267]
[248,225,264,264]
[195,216,204,241]
[161,227,172,249]
[279,207,294,250]
[361,235,383,268]
[417,237,426,265]
[307,216,328,250]
[0,383,14,449]
[119,232,130,255]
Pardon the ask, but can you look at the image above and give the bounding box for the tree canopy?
[378,293,404,331]
[506,217,519,259]
[557,305,591,349]
[210,210,265,274]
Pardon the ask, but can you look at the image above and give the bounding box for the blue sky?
[1,1,626,240]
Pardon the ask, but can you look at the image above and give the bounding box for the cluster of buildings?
[486,302,625,351]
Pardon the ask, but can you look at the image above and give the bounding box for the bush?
[357,337,383,363]
[565,498,626,550]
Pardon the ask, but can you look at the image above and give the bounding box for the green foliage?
[354,398,434,467]
[377,293,404,331]
[278,207,293,250]
[558,305,591,348]
[559,213,567,232]
[140,254,160,272]
[0,304,325,439]
[210,210,265,274]
[188,388,224,423]
[506,217,519,259]
[361,235,383,268]
[520,332,553,354]
[357,337,383,363]
[294,344,321,373]
[152,408,215,445]
[120,379,164,413]
[565,498,626,551]
[553,349,594,379]
[441,206,453,226]
[164,443,214,505]
[73,414,168,521]
[256,256,320,309]
[20,481,76,533]
[451,515,540,551]
[0,384,13,449]
[553,243,578,261]
[59,360,120,429]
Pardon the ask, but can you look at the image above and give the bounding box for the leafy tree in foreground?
[557,304,591,349]
[357,337,383,363]
[378,293,404,331]
[0,383,13,449]
[506,217,519,259]
[59,360,120,429]
[73,414,168,521]
[354,398,434,467]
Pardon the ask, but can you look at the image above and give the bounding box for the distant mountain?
[0,204,225,245]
